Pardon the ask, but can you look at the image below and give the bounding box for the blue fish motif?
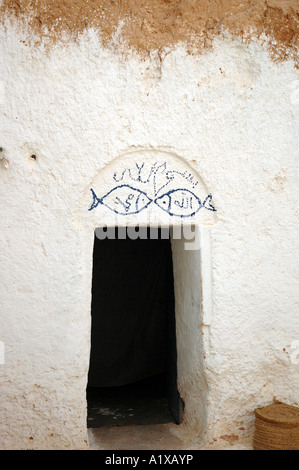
[154,189,216,218]
[202,194,217,212]
[154,189,202,218]
[89,185,153,215]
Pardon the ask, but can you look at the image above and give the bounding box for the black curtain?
[88,229,174,388]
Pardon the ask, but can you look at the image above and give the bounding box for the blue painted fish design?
[155,189,202,218]
[155,190,216,217]
[202,194,216,212]
[89,185,153,215]
[89,186,216,217]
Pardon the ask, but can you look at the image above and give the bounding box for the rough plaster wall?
[172,234,208,438]
[0,23,298,449]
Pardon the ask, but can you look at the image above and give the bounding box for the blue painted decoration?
[155,189,203,218]
[89,185,153,216]
[89,161,216,217]
[113,162,199,197]
[89,185,216,218]
[202,194,216,212]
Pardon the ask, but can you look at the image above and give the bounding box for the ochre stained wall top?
[0,1,298,64]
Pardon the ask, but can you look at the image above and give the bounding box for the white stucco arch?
[75,150,217,445]
[77,149,218,229]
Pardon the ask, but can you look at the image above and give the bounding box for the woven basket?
[253,403,299,450]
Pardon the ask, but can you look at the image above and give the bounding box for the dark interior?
[87,227,182,428]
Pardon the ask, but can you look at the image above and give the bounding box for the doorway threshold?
[87,374,173,429]
[87,423,186,451]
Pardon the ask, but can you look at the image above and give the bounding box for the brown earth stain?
[220,434,240,444]
[0,1,298,65]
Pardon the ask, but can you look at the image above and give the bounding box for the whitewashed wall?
[0,24,298,449]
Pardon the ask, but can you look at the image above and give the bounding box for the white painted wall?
[0,24,298,449]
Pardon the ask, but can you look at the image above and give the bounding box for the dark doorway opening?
[87,227,183,429]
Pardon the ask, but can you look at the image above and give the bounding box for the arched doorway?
[76,150,217,448]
